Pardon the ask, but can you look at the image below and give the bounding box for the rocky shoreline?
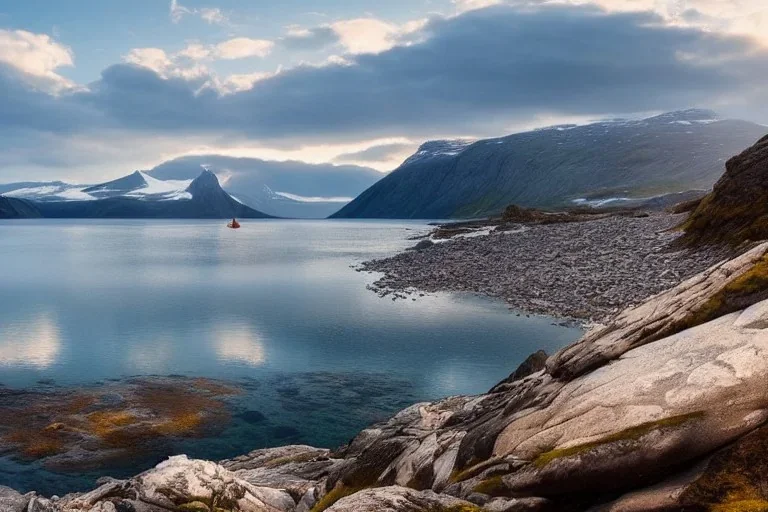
[361,212,730,322]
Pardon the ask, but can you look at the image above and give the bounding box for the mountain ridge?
[2,169,273,219]
[332,110,767,219]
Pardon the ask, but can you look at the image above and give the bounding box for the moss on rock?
[534,412,704,468]
[676,255,768,332]
[680,426,768,511]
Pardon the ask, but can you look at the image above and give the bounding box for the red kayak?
[227,219,241,229]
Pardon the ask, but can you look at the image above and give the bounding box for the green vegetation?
[534,412,705,468]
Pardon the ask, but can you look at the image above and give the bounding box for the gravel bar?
[360,213,729,322]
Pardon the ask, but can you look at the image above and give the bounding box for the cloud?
[170,0,229,25]
[453,0,502,13]
[123,47,209,80]
[333,143,418,163]
[200,8,228,25]
[0,29,75,92]
[282,26,339,51]
[170,0,192,23]
[122,38,275,86]
[83,3,764,140]
[213,38,274,59]
[328,17,427,54]
[173,38,275,62]
[3,3,768,180]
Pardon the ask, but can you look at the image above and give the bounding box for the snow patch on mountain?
[125,172,192,200]
[273,191,354,203]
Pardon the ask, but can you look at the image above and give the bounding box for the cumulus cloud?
[213,38,274,59]
[3,2,768,179]
[328,17,427,54]
[0,29,75,93]
[122,38,275,86]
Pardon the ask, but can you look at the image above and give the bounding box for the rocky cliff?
[6,240,768,511]
[683,135,768,247]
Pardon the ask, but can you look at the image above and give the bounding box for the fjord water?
[0,219,581,494]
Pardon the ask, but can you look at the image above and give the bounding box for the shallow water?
[0,219,581,494]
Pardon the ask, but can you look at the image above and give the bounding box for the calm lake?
[0,219,581,494]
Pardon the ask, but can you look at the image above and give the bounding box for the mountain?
[682,134,768,247]
[332,110,768,219]
[5,169,272,219]
[149,156,384,218]
[0,196,42,219]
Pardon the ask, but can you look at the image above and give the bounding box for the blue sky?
[1,0,767,182]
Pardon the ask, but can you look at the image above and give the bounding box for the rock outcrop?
[12,244,768,511]
[683,134,768,247]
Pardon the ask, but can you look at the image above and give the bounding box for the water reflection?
[212,323,266,366]
[0,312,61,368]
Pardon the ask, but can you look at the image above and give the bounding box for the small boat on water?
[227,218,241,229]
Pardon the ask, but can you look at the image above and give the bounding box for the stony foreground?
[362,213,728,322]
[6,242,768,511]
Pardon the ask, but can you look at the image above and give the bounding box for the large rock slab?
[547,242,768,379]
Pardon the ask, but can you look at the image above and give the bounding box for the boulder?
[0,486,30,512]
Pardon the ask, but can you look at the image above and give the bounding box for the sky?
[1,0,768,183]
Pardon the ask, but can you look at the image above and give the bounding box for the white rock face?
[325,486,475,512]
[135,455,295,512]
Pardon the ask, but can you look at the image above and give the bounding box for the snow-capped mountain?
[148,155,383,218]
[332,110,768,219]
[0,169,272,219]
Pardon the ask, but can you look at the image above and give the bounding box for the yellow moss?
[178,502,211,512]
[711,499,768,512]
[87,410,137,437]
[680,255,768,331]
[154,412,204,436]
[5,430,66,459]
[472,476,505,496]
[534,412,705,468]
[310,485,367,512]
